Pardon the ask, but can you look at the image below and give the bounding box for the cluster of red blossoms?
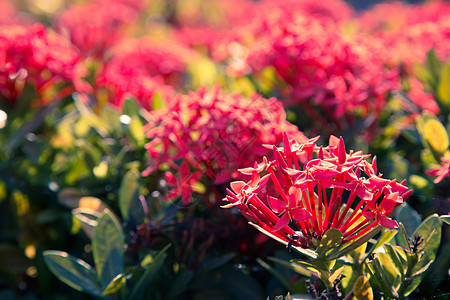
[356,1,450,66]
[0,24,79,105]
[223,134,412,249]
[93,37,193,109]
[54,0,145,59]
[231,10,398,135]
[143,85,305,204]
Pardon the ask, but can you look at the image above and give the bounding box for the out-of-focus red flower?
[231,11,398,135]
[143,85,306,204]
[426,156,450,184]
[223,134,412,249]
[55,0,143,58]
[93,37,193,109]
[0,0,16,24]
[0,23,79,105]
[357,1,450,66]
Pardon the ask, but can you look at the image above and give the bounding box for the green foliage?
[43,251,103,297]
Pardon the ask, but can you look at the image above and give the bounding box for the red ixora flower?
[0,23,79,105]
[55,0,143,58]
[143,85,306,204]
[222,133,412,249]
[229,9,399,139]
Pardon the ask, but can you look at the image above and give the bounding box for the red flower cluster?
[357,1,450,66]
[55,0,143,58]
[143,85,306,204]
[223,134,412,249]
[236,12,398,134]
[93,37,192,109]
[0,24,79,105]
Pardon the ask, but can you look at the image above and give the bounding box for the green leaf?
[440,215,450,225]
[128,116,145,148]
[92,209,125,287]
[395,203,422,236]
[122,98,141,117]
[43,250,103,297]
[327,226,382,260]
[384,243,404,277]
[119,169,145,224]
[102,273,126,296]
[152,93,167,110]
[129,244,170,300]
[219,265,265,300]
[197,253,236,274]
[316,228,343,258]
[72,208,102,239]
[362,228,398,264]
[73,93,109,137]
[426,49,441,85]
[75,139,102,167]
[367,256,399,298]
[402,214,442,296]
[167,270,194,299]
[396,223,411,252]
[256,258,293,291]
[437,63,450,105]
[272,257,316,278]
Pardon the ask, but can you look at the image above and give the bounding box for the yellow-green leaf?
[423,119,449,154]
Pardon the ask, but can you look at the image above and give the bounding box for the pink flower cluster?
[143,85,306,204]
[0,24,79,105]
[93,37,193,109]
[55,0,144,58]
[223,134,412,248]
[357,1,450,66]
[236,13,398,134]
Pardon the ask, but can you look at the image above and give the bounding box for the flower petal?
[267,196,286,214]
[291,208,312,222]
[230,181,246,193]
[272,212,290,232]
[377,215,399,229]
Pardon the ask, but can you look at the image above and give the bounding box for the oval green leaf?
[43,250,102,297]
[92,209,125,287]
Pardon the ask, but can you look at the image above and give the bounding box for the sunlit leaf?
[423,119,449,154]
[119,169,145,224]
[402,214,442,296]
[102,273,126,296]
[316,228,343,258]
[43,250,102,297]
[440,215,450,225]
[437,63,450,105]
[92,209,125,287]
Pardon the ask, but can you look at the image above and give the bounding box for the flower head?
[223,133,412,249]
[143,86,306,204]
[230,10,399,137]
[55,0,142,58]
[0,23,79,105]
